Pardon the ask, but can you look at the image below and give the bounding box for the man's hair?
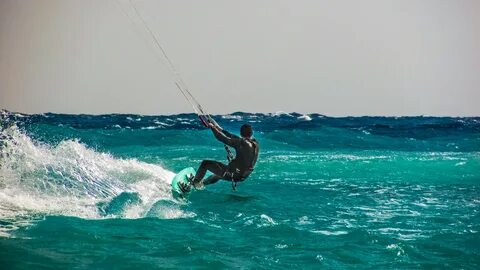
[240,124,253,137]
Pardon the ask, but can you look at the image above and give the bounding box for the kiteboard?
[171,167,196,195]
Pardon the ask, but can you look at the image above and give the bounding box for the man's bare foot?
[193,180,204,189]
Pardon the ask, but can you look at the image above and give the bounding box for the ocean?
[0,110,479,269]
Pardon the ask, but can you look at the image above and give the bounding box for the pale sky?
[1,0,479,116]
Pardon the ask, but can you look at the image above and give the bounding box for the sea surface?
[0,110,479,269]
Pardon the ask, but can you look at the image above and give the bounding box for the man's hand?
[208,122,222,131]
[207,122,216,129]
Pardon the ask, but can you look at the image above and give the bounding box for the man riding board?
[179,123,259,192]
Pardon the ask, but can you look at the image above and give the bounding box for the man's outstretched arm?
[221,128,240,139]
[209,123,240,147]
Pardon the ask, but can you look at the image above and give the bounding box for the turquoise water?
[0,111,479,269]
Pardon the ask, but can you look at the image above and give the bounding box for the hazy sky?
[1,0,479,116]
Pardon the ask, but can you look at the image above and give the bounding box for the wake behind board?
[171,167,196,195]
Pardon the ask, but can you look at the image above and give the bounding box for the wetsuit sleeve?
[221,129,240,139]
[211,127,241,147]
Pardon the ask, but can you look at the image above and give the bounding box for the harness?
[223,137,258,191]
[225,145,234,163]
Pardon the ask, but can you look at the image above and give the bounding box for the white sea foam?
[141,126,161,130]
[271,111,294,117]
[298,114,312,121]
[221,115,243,120]
[311,230,348,236]
[297,216,314,225]
[0,126,183,236]
[260,214,277,226]
[386,244,405,256]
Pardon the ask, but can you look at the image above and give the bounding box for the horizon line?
[1,109,479,118]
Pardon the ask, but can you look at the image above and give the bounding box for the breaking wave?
[0,125,188,236]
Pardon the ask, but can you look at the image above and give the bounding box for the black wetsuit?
[194,127,259,185]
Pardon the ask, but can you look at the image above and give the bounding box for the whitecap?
[297,216,314,225]
[221,115,243,120]
[272,111,294,117]
[297,114,312,121]
[386,244,405,256]
[259,214,277,226]
[141,126,161,130]
[311,230,348,236]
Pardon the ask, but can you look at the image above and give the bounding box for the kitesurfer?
[179,123,259,192]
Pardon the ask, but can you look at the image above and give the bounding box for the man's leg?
[194,160,228,184]
[203,174,222,186]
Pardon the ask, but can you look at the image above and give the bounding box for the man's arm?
[210,124,240,147]
[221,129,240,139]
[210,122,239,139]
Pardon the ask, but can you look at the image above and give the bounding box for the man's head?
[240,124,253,138]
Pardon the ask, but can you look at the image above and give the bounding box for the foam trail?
[0,126,177,234]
